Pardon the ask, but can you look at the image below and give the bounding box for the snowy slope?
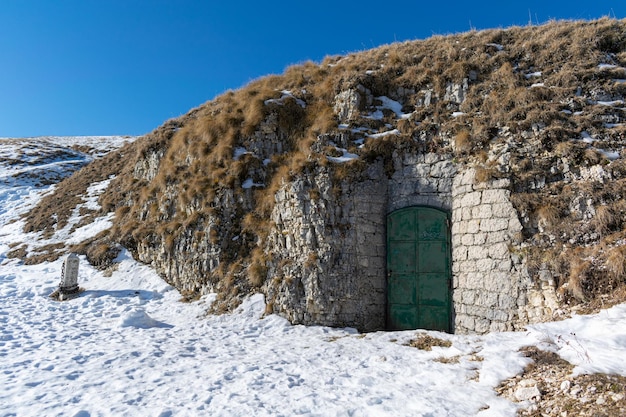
[1,137,625,416]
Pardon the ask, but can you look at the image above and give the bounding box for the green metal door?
[387,206,451,332]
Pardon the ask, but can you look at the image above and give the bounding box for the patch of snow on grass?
[66,213,115,245]
[364,109,384,120]
[242,178,264,189]
[598,149,621,160]
[580,132,596,143]
[233,147,249,160]
[367,129,400,139]
[264,90,306,108]
[597,100,625,106]
[524,71,542,79]
[327,148,359,163]
[486,43,504,51]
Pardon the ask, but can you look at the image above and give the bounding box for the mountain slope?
[20,18,626,323]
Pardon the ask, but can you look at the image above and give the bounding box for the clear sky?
[1,1,625,137]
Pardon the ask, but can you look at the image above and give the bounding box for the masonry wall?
[450,168,526,332]
[265,163,389,331]
[265,152,457,331]
[264,153,561,334]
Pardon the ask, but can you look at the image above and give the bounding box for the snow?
[1,137,626,416]
[596,99,624,106]
[580,131,595,143]
[598,149,621,160]
[264,90,306,108]
[241,178,264,189]
[367,129,400,139]
[364,96,412,120]
[233,147,250,160]
[524,71,542,79]
[377,96,412,119]
[327,148,359,163]
[486,43,504,51]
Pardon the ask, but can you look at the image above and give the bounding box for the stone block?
[452,246,467,262]
[461,234,474,246]
[473,232,487,245]
[509,217,523,233]
[474,318,491,333]
[455,315,475,331]
[486,230,507,244]
[488,242,510,259]
[479,218,509,232]
[460,192,482,208]
[491,202,513,218]
[424,153,442,164]
[489,321,509,332]
[467,219,481,234]
[476,258,495,271]
[465,271,483,289]
[497,259,512,271]
[487,308,508,321]
[461,290,477,304]
[431,161,454,178]
[477,291,499,307]
[437,178,453,193]
[491,272,513,292]
[467,246,488,260]
[456,259,476,272]
[498,294,516,309]
[481,189,507,204]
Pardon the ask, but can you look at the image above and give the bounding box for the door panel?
[418,242,448,273]
[388,241,416,274]
[387,207,451,332]
[387,275,416,305]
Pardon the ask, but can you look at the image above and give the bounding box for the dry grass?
[407,334,452,351]
[606,246,626,282]
[498,346,626,417]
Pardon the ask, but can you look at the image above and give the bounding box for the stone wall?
[452,169,520,332]
[265,163,388,331]
[450,168,558,333]
[265,152,458,331]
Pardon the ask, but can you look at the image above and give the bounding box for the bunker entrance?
[386,206,452,332]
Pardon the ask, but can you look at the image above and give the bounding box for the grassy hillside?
[22,18,626,312]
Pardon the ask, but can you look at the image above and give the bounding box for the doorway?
[386,206,452,332]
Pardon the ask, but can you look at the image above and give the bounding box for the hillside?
[18,18,626,329]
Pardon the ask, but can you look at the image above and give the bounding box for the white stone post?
[58,253,80,300]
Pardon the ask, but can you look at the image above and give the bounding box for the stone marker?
[51,253,82,301]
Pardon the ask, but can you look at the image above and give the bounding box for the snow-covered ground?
[1,137,625,416]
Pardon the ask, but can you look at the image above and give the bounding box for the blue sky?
[1,1,625,137]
